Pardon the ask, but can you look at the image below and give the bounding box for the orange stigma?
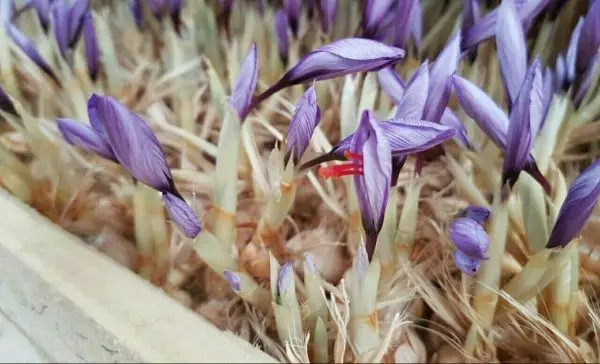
[319,151,364,179]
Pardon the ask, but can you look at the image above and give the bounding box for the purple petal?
[502,57,543,187]
[285,86,321,165]
[224,271,241,291]
[283,0,301,36]
[229,43,258,120]
[51,1,70,58]
[263,38,405,101]
[56,118,116,161]
[410,0,422,48]
[67,0,88,46]
[462,0,481,34]
[424,33,461,123]
[547,159,600,249]
[0,85,17,115]
[82,12,99,82]
[574,53,600,107]
[162,191,201,238]
[566,17,584,83]
[87,94,174,191]
[393,0,418,49]
[555,54,566,90]
[577,0,600,75]
[462,0,551,50]
[319,0,337,33]
[277,261,294,297]
[450,217,489,260]
[5,24,60,85]
[453,249,480,276]
[351,111,391,259]
[335,118,455,156]
[129,0,143,29]
[440,108,472,149]
[462,205,491,224]
[496,0,528,106]
[362,0,395,38]
[377,67,405,105]
[541,67,554,128]
[274,9,290,62]
[452,75,509,149]
[395,60,429,120]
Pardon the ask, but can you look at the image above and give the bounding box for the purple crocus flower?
[57,94,201,238]
[229,43,258,121]
[393,0,419,49]
[462,0,551,51]
[546,159,600,249]
[31,0,53,31]
[283,0,301,37]
[496,0,527,108]
[274,9,290,63]
[462,0,481,60]
[441,108,473,150]
[82,12,99,81]
[320,111,391,259]
[318,0,336,33]
[453,250,480,276]
[50,0,89,57]
[449,217,489,260]
[362,0,395,39]
[224,270,241,291]
[285,86,321,165]
[452,73,551,194]
[502,58,544,190]
[460,205,491,224]
[129,0,184,34]
[377,67,406,105]
[277,261,294,298]
[250,38,405,113]
[5,24,61,85]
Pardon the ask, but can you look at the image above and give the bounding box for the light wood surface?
[0,189,278,363]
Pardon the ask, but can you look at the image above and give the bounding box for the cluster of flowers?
[1,0,598,279]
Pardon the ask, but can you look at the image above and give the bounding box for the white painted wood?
[0,189,277,363]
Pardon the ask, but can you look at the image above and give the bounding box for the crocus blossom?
[285,86,321,165]
[502,58,544,190]
[129,0,184,33]
[252,38,405,112]
[461,0,551,51]
[393,0,419,49]
[362,0,395,39]
[546,159,600,249]
[450,206,491,276]
[283,0,301,37]
[57,94,201,238]
[82,12,99,81]
[274,9,290,62]
[277,261,294,299]
[229,44,258,120]
[452,74,551,193]
[449,217,489,260]
[319,111,392,259]
[224,270,241,291]
[318,0,336,33]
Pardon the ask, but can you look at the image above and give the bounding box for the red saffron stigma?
[319,151,364,179]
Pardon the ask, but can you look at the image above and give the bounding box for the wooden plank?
[0,189,277,363]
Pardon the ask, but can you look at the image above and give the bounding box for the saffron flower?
[452,66,550,194]
[318,0,336,33]
[57,94,201,238]
[129,0,184,34]
[229,44,259,121]
[546,159,600,249]
[361,0,395,39]
[450,206,491,276]
[251,38,405,112]
[461,0,551,51]
[283,0,301,37]
[319,111,392,259]
[284,86,321,165]
[274,9,290,63]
